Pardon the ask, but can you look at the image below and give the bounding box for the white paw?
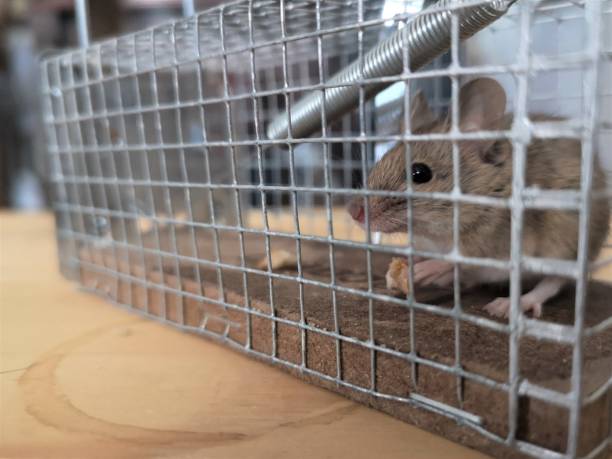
[526,301,542,318]
[484,297,543,318]
[413,260,453,287]
[484,297,511,318]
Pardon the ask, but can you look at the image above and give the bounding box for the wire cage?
[41,0,612,458]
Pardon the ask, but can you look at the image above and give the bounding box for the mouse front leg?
[484,276,566,319]
[413,259,455,287]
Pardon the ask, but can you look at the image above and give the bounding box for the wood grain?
[0,212,488,459]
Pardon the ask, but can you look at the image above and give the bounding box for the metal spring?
[266,0,518,140]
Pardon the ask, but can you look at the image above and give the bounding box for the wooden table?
[0,212,487,459]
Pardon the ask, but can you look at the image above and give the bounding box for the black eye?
[412,163,432,184]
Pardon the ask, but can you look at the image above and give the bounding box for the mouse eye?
[412,163,432,184]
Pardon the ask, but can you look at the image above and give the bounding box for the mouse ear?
[459,78,506,133]
[458,78,507,162]
[400,90,436,133]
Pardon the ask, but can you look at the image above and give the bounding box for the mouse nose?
[347,199,365,223]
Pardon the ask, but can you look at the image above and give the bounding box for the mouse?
[347,77,610,318]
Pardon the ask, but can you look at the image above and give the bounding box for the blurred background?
[2,0,610,212]
[0,0,225,210]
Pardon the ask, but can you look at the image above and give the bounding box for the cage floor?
[79,228,612,459]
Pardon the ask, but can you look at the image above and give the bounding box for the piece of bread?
[256,249,297,270]
[386,257,410,294]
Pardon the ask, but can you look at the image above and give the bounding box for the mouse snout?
[347,199,365,223]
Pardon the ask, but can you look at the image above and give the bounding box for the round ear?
[479,140,511,167]
[400,90,436,133]
[459,78,507,132]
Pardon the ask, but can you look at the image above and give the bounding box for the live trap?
[41,1,612,458]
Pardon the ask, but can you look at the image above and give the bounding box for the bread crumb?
[137,211,190,235]
[386,257,410,294]
[174,211,188,228]
[256,249,297,270]
[137,217,155,234]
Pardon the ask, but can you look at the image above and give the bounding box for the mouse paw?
[525,301,543,318]
[484,297,511,317]
[413,259,454,287]
[484,297,543,318]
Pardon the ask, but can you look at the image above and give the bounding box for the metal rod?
[266,0,518,140]
[74,0,90,48]
[182,0,195,17]
[566,0,603,455]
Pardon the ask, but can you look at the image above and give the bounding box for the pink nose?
[347,200,365,223]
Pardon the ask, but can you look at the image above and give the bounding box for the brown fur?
[351,78,610,263]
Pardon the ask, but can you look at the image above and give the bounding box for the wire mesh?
[41,1,612,458]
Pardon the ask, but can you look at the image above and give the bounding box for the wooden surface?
[0,212,488,459]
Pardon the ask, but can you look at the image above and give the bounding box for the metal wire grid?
[41,1,611,458]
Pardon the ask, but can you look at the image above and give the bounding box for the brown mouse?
[347,78,610,318]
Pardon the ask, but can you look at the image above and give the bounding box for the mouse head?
[347,78,510,235]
